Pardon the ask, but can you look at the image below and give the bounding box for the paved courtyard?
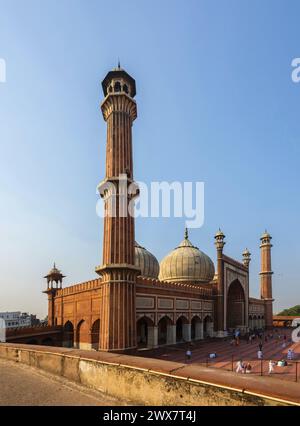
[136,329,300,382]
[0,358,129,406]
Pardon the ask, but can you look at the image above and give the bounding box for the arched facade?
[137,316,155,348]
[203,315,214,337]
[226,280,246,330]
[63,320,74,348]
[158,316,173,345]
[76,319,90,350]
[91,319,100,350]
[176,315,189,342]
[191,315,203,340]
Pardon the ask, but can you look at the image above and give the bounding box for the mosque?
[44,66,274,352]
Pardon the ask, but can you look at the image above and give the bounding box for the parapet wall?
[0,343,298,406]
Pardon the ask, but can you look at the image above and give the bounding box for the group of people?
[236,359,280,375]
[236,360,252,374]
[184,328,296,371]
[233,327,297,375]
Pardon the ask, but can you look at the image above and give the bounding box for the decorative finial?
[53,262,56,268]
[242,248,251,267]
[118,58,121,69]
[184,227,188,240]
[260,229,272,244]
[214,228,225,250]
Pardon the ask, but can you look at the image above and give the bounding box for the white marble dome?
[159,231,215,284]
[135,241,160,279]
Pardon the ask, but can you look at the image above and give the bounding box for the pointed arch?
[176,315,188,342]
[76,319,90,349]
[158,315,173,345]
[137,316,154,348]
[63,320,74,348]
[227,279,246,329]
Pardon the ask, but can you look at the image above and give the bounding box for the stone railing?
[55,278,102,297]
[6,325,61,337]
[0,343,298,406]
[137,277,214,298]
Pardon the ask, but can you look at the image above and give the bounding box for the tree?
[277,305,300,316]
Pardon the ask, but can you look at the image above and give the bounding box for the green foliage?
[277,305,300,316]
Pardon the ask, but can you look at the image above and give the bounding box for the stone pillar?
[260,231,274,329]
[207,321,214,337]
[183,323,191,342]
[167,325,176,345]
[147,326,158,348]
[195,321,203,340]
[242,248,251,330]
[45,289,56,326]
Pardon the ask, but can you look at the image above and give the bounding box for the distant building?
[0,312,40,328]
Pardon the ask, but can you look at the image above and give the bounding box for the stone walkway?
[0,358,129,406]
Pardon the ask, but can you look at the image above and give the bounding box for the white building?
[0,312,37,328]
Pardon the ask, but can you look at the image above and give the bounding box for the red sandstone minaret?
[259,231,274,329]
[43,263,65,326]
[214,229,226,336]
[95,64,140,351]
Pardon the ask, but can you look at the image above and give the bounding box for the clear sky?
[0,0,299,318]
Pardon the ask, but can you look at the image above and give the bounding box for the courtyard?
[136,328,300,383]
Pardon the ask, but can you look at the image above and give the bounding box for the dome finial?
[117,58,121,69]
[184,227,189,240]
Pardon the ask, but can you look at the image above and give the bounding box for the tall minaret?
[95,65,140,351]
[259,231,274,329]
[214,229,226,336]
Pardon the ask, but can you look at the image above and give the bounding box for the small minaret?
[43,263,65,326]
[214,229,226,336]
[259,231,274,329]
[44,263,65,289]
[242,248,251,268]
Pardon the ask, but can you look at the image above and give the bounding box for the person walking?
[268,360,275,374]
[185,348,192,363]
[236,360,243,373]
[246,363,252,374]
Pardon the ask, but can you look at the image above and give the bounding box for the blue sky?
[0,0,299,318]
